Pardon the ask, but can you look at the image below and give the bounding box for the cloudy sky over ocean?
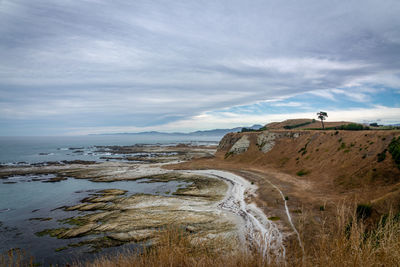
[1,0,400,135]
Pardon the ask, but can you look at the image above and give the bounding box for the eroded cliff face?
[216,129,400,218]
[217,130,400,190]
[218,133,242,151]
[219,130,302,155]
[228,135,250,154]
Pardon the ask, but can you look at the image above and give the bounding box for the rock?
[82,195,117,203]
[229,136,250,154]
[257,132,276,153]
[64,204,87,211]
[65,203,107,211]
[78,203,108,211]
[42,177,67,183]
[59,223,97,238]
[98,189,127,195]
[108,229,154,242]
[218,133,242,151]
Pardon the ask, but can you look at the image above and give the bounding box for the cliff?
[216,129,400,216]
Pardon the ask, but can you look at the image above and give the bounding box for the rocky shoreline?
[0,144,242,262]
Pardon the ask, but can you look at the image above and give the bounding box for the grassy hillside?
[264,119,353,130]
[216,129,400,217]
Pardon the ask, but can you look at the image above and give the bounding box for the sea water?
[0,135,219,265]
[0,176,188,265]
[0,135,220,164]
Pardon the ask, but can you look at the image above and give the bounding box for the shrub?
[339,123,368,131]
[340,142,346,149]
[296,169,310,176]
[377,149,387,162]
[283,121,313,129]
[388,136,400,169]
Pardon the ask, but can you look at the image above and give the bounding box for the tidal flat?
[0,144,240,265]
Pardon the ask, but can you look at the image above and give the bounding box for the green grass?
[268,216,280,221]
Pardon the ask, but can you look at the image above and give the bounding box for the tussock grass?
[0,249,34,267]
[300,204,400,267]
[79,206,400,267]
[76,228,268,267]
[3,206,400,267]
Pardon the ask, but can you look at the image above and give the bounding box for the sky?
[1,0,400,135]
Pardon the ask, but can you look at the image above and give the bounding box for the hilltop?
[264,118,352,130]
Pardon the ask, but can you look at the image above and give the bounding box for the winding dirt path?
[186,170,286,263]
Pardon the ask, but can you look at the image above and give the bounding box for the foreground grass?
[2,205,400,267]
[80,205,400,267]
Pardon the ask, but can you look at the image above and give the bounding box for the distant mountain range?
[92,124,263,137]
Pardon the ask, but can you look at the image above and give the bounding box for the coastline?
[2,144,279,265]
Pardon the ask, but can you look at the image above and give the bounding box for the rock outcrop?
[218,132,241,151]
[257,132,277,153]
[229,136,250,154]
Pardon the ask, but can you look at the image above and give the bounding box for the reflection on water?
[0,175,188,265]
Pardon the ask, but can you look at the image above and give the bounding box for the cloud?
[66,105,400,135]
[270,101,305,107]
[0,0,400,134]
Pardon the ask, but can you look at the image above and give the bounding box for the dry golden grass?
[0,249,34,267]
[300,204,400,267]
[77,204,400,267]
[76,227,271,267]
[2,205,400,267]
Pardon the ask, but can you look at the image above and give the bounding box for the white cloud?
[330,89,371,102]
[68,105,400,135]
[1,0,400,134]
[270,101,304,107]
[308,90,336,101]
[240,58,368,73]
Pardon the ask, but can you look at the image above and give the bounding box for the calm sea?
[0,134,220,265]
[0,135,220,164]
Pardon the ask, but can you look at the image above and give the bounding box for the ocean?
[0,134,220,265]
[0,135,220,164]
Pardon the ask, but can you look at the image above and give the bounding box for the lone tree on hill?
[317,111,328,129]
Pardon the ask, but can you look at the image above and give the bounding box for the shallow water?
[0,135,219,164]
[0,175,188,265]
